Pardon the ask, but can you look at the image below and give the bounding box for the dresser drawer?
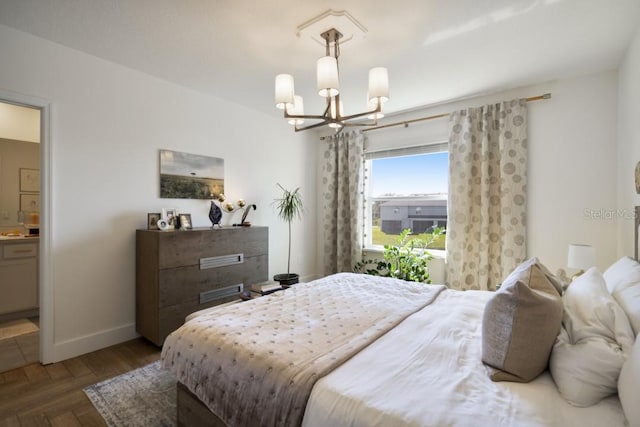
[3,243,38,259]
[157,227,268,269]
[158,254,268,308]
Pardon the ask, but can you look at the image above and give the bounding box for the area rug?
[84,361,176,427]
[0,318,39,340]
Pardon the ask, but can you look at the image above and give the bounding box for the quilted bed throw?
[161,273,445,427]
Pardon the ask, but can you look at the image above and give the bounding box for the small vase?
[209,201,222,227]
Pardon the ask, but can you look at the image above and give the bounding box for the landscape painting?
[160,149,224,199]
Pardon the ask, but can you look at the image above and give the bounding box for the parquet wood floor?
[0,338,160,426]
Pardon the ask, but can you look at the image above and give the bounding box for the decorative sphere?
[237,199,246,208]
[217,193,226,202]
[224,202,235,212]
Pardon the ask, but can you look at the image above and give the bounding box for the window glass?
[364,148,448,250]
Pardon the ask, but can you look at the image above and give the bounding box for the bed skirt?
[177,382,226,427]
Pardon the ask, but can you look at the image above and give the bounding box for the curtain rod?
[361,93,552,133]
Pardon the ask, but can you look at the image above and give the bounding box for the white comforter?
[303,290,627,427]
[162,273,445,427]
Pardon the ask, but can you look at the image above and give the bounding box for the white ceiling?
[1,0,639,120]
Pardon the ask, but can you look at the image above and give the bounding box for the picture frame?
[19,168,40,193]
[157,218,171,231]
[159,149,224,199]
[161,207,179,229]
[179,213,192,230]
[20,193,40,212]
[147,213,161,230]
[161,207,178,221]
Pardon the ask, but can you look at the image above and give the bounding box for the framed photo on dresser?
[179,214,192,230]
[147,213,161,230]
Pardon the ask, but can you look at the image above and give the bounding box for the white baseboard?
[46,322,139,364]
[300,273,322,282]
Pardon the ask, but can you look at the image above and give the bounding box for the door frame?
[0,90,53,364]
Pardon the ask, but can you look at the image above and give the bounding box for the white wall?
[0,24,318,362]
[617,24,640,258]
[325,70,620,280]
[526,73,618,274]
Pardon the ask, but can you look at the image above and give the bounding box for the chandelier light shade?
[367,94,384,120]
[368,67,389,103]
[275,74,295,110]
[317,56,340,97]
[328,99,344,128]
[287,96,305,125]
[275,27,389,132]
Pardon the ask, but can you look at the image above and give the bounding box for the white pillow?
[603,256,640,336]
[550,267,635,406]
[603,256,640,293]
[619,334,640,427]
[551,329,626,406]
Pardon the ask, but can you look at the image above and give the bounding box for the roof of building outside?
[380,198,447,207]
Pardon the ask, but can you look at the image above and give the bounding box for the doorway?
[0,92,52,370]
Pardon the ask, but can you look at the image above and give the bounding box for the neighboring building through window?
[379,198,447,234]
[364,143,448,250]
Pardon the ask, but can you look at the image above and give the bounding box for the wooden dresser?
[136,226,268,346]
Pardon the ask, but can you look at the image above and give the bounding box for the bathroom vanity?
[0,236,39,320]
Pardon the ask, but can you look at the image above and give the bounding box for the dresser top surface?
[138,226,267,233]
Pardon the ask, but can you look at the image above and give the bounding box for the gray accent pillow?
[482,257,563,382]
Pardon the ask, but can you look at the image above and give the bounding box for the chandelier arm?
[293,119,334,132]
[338,102,382,122]
[284,112,328,120]
[284,99,333,121]
[284,104,332,122]
[323,99,331,117]
[342,120,380,127]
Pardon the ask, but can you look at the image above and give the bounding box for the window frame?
[362,141,449,254]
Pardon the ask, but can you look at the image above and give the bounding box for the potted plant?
[272,183,303,286]
[353,227,445,284]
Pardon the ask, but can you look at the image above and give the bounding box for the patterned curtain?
[446,99,527,290]
[322,131,364,275]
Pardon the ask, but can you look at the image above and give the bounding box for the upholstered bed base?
[177,382,226,427]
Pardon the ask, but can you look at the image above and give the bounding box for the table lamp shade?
[567,244,595,270]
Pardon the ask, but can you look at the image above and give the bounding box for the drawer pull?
[13,249,33,254]
[200,253,244,270]
[200,283,244,304]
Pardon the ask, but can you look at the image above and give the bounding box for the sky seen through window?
[370,152,448,197]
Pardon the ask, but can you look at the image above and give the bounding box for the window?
[363,143,448,250]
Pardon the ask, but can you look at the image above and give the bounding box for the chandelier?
[274,28,389,132]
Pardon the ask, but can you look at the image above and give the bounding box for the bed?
[161,258,640,427]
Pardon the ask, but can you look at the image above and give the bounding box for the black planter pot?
[273,273,299,287]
